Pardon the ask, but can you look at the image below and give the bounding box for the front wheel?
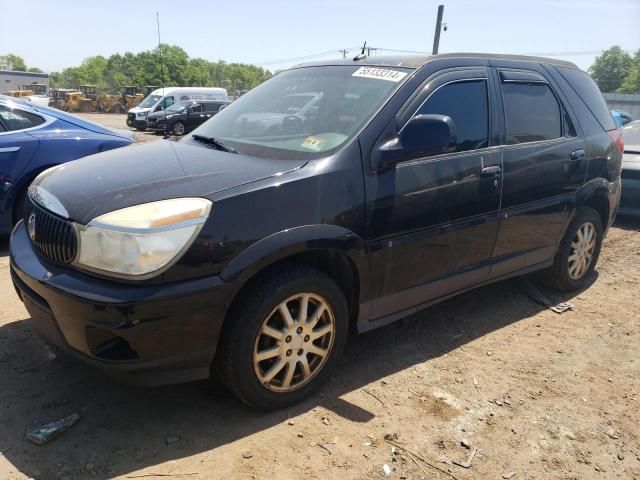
[217,266,348,410]
[542,206,603,292]
[171,121,186,136]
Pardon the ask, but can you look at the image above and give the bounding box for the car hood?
[148,111,182,119]
[32,139,307,223]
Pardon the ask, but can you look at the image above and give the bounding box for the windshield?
[184,65,411,159]
[167,102,190,112]
[139,94,162,108]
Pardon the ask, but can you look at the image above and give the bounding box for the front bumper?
[619,175,640,217]
[10,221,232,385]
[126,117,147,129]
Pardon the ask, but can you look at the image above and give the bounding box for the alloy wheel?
[253,293,335,392]
[173,122,185,135]
[568,221,596,280]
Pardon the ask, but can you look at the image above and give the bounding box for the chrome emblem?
[27,212,36,241]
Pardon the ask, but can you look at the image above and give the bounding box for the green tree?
[27,67,44,73]
[0,53,28,71]
[618,50,640,94]
[589,46,632,92]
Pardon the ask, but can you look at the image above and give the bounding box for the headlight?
[76,198,212,278]
[138,111,148,118]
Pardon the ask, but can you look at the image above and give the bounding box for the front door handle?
[481,165,502,177]
[0,146,21,153]
[570,149,585,161]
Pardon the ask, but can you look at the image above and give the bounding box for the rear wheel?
[542,207,603,292]
[217,266,348,410]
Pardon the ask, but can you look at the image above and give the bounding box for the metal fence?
[603,93,640,120]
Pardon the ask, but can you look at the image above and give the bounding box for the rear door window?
[501,82,562,144]
[556,67,616,132]
[412,80,489,153]
[0,106,45,131]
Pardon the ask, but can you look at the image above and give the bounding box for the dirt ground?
[0,114,639,480]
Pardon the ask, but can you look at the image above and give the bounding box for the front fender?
[220,224,370,297]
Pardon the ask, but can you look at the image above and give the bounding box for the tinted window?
[188,104,203,113]
[203,103,221,112]
[161,96,174,109]
[501,83,561,144]
[413,80,489,152]
[0,106,45,131]
[556,67,616,132]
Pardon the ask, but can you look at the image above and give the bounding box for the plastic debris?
[383,463,392,476]
[26,413,80,445]
[551,302,574,314]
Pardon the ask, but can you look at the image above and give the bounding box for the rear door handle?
[570,149,585,161]
[481,165,502,177]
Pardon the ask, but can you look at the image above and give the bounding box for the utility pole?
[339,49,348,59]
[432,4,444,55]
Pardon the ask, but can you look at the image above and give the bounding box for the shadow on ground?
[0,271,586,480]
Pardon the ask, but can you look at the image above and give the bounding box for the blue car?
[612,109,633,128]
[0,95,133,234]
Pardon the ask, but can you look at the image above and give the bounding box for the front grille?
[127,113,135,121]
[27,199,78,264]
[147,117,157,123]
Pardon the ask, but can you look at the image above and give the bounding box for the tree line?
[2,45,272,95]
[589,46,640,94]
[4,45,640,95]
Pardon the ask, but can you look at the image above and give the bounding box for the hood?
[129,106,151,113]
[32,140,306,223]
[148,110,182,119]
[32,104,131,140]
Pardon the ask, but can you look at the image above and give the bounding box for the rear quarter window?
[556,67,616,132]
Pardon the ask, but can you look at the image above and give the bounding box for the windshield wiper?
[191,134,238,154]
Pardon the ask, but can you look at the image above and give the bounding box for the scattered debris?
[383,463,392,476]
[384,433,398,441]
[26,413,80,445]
[452,447,478,469]
[384,437,462,480]
[317,443,333,455]
[502,472,517,479]
[242,451,253,459]
[287,420,295,426]
[551,302,574,314]
[461,438,471,449]
[618,452,625,461]
[165,436,180,446]
[297,432,304,438]
[605,427,619,439]
[362,388,385,406]
[321,416,330,426]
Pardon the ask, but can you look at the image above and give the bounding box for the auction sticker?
[352,67,407,82]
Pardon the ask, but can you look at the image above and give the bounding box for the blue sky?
[2,0,639,73]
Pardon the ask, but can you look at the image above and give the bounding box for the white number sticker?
[352,67,407,82]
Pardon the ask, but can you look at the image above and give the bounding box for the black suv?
[10,54,622,410]
[146,100,229,135]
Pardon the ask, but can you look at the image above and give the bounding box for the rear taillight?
[607,129,624,154]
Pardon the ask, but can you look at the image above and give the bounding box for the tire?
[542,206,603,292]
[217,265,348,410]
[171,121,186,136]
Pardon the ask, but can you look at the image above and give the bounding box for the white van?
[127,87,228,130]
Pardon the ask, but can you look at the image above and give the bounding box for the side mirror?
[399,114,457,157]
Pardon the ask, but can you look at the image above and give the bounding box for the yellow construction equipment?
[48,88,76,109]
[65,85,97,112]
[96,86,144,113]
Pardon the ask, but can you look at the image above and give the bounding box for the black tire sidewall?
[221,268,348,410]
[553,207,603,291]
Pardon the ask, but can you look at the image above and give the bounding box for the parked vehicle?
[612,109,633,128]
[620,120,640,216]
[48,88,76,109]
[127,87,228,130]
[0,95,133,235]
[146,100,230,135]
[10,54,622,410]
